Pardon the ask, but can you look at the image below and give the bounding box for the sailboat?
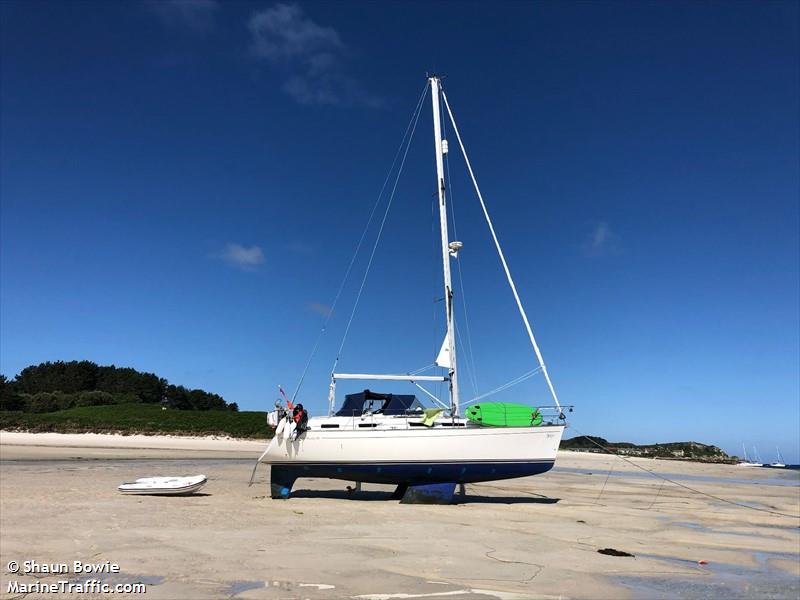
[255,76,570,503]
[752,445,764,466]
[770,448,786,468]
[737,443,762,467]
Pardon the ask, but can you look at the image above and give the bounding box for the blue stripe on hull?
[273,460,555,485]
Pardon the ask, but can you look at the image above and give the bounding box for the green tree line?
[0,361,238,413]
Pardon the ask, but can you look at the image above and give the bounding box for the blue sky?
[1,1,798,461]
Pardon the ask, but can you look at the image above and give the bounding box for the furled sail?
[435,336,452,369]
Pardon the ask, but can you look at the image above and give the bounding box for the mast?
[429,76,459,415]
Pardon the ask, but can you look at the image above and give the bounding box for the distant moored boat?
[770,447,786,468]
[736,443,762,467]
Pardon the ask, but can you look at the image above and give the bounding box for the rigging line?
[461,367,541,405]
[331,84,429,374]
[443,116,480,398]
[569,425,800,520]
[431,185,439,362]
[465,370,539,404]
[430,153,443,398]
[441,89,562,411]
[459,366,543,407]
[290,82,430,402]
[452,319,478,397]
[410,381,448,409]
[489,367,542,393]
[431,196,444,402]
[477,367,541,396]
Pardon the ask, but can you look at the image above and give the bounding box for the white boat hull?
[118,475,207,495]
[259,418,564,498]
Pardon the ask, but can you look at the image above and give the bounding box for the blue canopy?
[335,389,423,417]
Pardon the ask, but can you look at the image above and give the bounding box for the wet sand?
[1,432,798,599]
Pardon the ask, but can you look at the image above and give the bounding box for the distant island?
[1,360,238,412]
[1,360,269,438]
[561,435,733,463]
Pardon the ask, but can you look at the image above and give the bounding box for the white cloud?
[591,222,611,249]
[248,3,342,62]
[583,221,618,257]
[148,0,219,34]
[218,243,265,270]
[283,75,340,106]
[248,3,382,107]
[306,302,333,317]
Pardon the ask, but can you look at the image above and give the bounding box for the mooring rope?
[569,426,800,520]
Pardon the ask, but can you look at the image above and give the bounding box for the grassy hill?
[560,435,731,462]
[0,403,271,439]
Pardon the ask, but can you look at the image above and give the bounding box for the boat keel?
[391,484,408,499]
[270,466,297,499]
[399,482,456,504]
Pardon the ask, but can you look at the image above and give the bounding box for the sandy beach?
[1,432,798,599]
[0,431,267,460]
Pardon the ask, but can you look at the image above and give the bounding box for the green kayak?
[465,402,543,427]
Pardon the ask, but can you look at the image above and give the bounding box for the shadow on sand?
[289,488,560,504]
[460,494,559,504]
[125,492,213,498]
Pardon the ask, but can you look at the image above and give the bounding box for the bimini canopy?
[335,389,423,417]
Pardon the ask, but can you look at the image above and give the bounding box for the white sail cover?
[435,336,452,369]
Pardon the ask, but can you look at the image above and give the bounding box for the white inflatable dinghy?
[118,474,207,495]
